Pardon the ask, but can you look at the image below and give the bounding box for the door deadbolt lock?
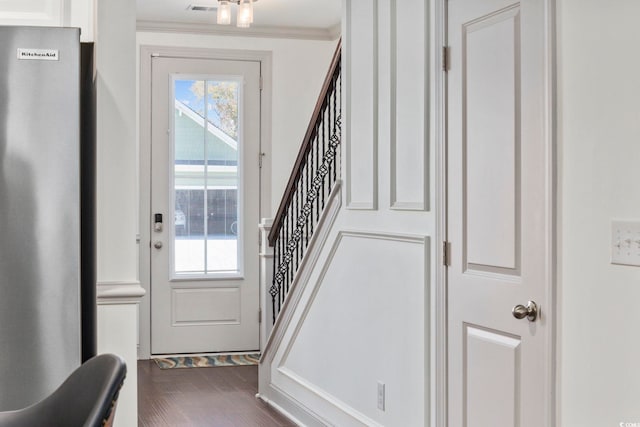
[154,213,163,232]
[512,300,538,322]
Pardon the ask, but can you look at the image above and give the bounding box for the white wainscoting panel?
[97,281,145,427]
[344,0,378,210]
[390,0,429,210]
[271,231,429,427]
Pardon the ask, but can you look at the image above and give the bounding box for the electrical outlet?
[377,381,385,411]
[611,220,640,266]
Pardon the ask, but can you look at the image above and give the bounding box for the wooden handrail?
[268,39,342,246]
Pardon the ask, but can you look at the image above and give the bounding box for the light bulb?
[217,1,231,25]
[237,0,252,28]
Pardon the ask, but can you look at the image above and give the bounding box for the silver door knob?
[512,301,538,321]
[153,241,163,249]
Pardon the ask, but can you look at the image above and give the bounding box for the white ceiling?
[137,0,342,31]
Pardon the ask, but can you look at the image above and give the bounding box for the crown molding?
[136,20,341,41]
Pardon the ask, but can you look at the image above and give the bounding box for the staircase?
[267,41,342,325]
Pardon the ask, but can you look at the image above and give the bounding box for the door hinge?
[442,46,450,72]
[259,75,263,91]
[258,229,262,246]
[258,308,262,323]
[259,152,265,169]
[443,241,451,266]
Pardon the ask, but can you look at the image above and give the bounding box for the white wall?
[136,31,337,215]
[97,295,142,427]
[558,1,640,425]
[96,0,138,284]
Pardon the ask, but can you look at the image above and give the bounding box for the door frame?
[433,0,557,426]
[138,45,273,359]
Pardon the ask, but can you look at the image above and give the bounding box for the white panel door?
[151,57,261,354]
[447,0,552,426]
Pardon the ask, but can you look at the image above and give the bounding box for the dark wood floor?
[138,360,296,426]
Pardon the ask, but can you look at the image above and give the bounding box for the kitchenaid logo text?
[17,49,59,61]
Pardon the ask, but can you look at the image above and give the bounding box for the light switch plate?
[611,220,640,266]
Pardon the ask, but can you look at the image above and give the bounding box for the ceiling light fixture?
[217,0,256,28]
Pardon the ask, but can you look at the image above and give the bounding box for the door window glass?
[172,77,242,276]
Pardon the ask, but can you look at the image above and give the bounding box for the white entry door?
[150,57,261,354]
[447,0,553,426]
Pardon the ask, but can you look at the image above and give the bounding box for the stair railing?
[267,41,342,323]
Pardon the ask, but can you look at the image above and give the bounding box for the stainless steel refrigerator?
[0,26,96,411]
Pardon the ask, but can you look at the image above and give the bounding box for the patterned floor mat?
[153,353,260,369]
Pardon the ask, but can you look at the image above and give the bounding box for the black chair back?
[0,353,126,427]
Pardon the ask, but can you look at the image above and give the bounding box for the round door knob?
[512,300,538,322]
[153,241,163,249]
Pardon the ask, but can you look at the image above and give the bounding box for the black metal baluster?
[333,77,340,182]
[338,71,342,179]
[285,207,294,297]
[319,129,323,222]
[339,70,342,175]
[277,232,283,316]
[284,210,289,298]
[298,177,305,261]
[316,133,321,226]
[279,232,284,315]
[292,189,297,273]
[305,159,309,247]
[274,233,278,318]
[288,208,292,293]
[297,183,301,266]
[317,134,322,216]
[295,186,300,269]
[308,154,313,235]
[326,89,331,199]
[271,236,277,323]
[284,213,289,302]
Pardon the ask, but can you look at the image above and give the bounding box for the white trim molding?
[545,0,558,424]
[277,367,384,427]
[137,20,341,41]
[344,0,379,210]
[389,0,429,211]
[259,217,275,352]
[97,281,146,305]
[433,0,447,425]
